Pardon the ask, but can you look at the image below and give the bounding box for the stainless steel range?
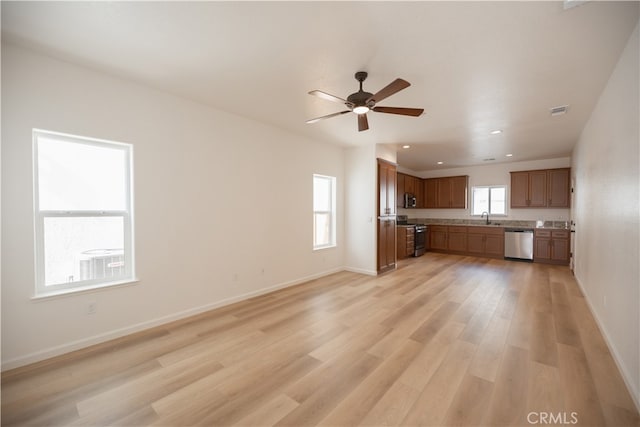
[413,224,428,257]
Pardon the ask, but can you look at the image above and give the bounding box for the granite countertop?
[407,218,570,230]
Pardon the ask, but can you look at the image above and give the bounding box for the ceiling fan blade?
[372,106,424,117]
[366,78,410,104]
[357,114,369,132]
[306,110,351,124]
[308,90,350,105]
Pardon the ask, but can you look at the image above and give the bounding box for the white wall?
[375,144,397,164]
[571,21,639,407]
[1,44,345,369]
[343,145,377,275]
[342,144,397,275]
[398,158,571,222]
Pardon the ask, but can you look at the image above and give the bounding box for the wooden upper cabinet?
[415,179,424,208]
[387,165,396,216]
[548,168,570,207]
[396,173,405,207]
[510,172,530,207]
[429,175,468,209]
[510,168,569,208]
[528,171,547,207]
[449,176,468,208]
[396,172,423,208]
[424,178,438,208]
[437,178,452,208]
[404,175,416,196]
[378,159,396,217]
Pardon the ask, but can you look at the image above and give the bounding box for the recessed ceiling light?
[490,129,503,135]
[506,153,513,157]
[402,145,411,149]
[437,161,444,165]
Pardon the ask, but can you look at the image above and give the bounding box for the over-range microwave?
[404,193,417,208]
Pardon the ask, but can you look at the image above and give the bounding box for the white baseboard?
[1,266,347,372]
[343,266,377,276]
[573,274,640,412]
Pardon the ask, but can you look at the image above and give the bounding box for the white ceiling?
[2,1,638,171]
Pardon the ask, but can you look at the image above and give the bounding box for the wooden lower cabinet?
[429,225,448,250]
[447,226,468,253]
[419,224,569,265]
[397,226,415,259]
[378,218,396,273]
[534,229,570,265]
[485,234,505,257]
[377,159,397,274]
[467,233,485,255]
[429,225,504,259]
[467,226,505,258]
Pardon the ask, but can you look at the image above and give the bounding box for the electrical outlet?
[87,302,96,315]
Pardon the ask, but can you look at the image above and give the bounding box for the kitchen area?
[378,158,573,273]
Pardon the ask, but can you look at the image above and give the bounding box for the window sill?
[32,278,140,301]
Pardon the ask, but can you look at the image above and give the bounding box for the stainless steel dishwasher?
[504,228,534,261]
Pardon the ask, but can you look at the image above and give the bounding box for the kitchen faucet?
[481,211,490,225]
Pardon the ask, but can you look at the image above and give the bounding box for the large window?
[471,185,507,216]
[33,129,135,296]
[313,174,336,250]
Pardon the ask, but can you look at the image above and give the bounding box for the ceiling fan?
[306,71,424,132]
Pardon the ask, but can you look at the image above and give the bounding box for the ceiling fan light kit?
[306,71,424,132]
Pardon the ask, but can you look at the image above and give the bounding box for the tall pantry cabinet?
[377,159,397,273]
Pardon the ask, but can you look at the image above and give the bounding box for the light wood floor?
[2,253,639,426]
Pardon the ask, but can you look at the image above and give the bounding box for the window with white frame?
[471,185,507,216]
[313,174,336,249]
[33,129,135,296]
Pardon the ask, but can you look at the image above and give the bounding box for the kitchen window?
[471,185,507,216]
[33,129,135,297]
[313,174,336,250]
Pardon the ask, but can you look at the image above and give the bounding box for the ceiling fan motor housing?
[347,91,374,107]
[348,71,374,109]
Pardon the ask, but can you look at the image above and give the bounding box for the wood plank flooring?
[2,253,639,426]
